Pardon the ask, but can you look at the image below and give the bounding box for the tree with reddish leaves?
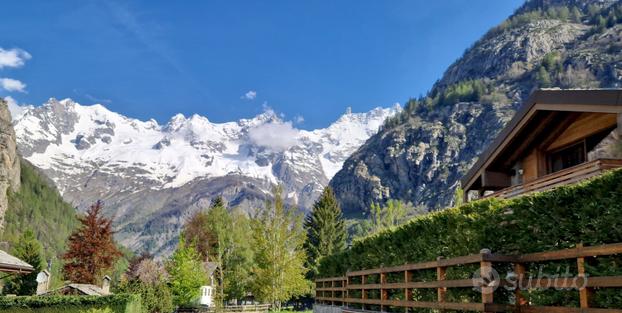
[62,200,122,284]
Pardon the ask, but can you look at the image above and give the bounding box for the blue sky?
[0,0,523,130]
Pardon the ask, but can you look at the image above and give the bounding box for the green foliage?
[3,230,44,295]
[304,187,346,279]
[251,186,309,309]
[0,294,141,313]
[204,196,232,305]
[226,208,255,302]
[318,169,622,308]
[116,280,173,313]
[165,237,208,306]
[3,159,78,289]
[351,200,425,240]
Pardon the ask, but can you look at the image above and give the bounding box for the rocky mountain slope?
[11,99,398,254]
[0,99,21,231]
[330,0,622,215]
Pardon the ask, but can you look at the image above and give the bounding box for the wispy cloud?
[0,48,31,69]
[293,114,305,124]
[0,78,27,93]
[241,90,257,100]
[85,93,112,104]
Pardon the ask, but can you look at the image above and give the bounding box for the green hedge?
[0,294,142,313]
[319,169,622,308]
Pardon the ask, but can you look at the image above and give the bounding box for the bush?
[318,169,622,308]
[0,294,142,313]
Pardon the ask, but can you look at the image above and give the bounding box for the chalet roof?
[461,89,622,191]
[44,284,110,296]
[0,249,34,273]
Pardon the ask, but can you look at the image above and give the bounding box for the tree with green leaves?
[166,237,208,306]
[119,256,173,313]
[204,196,232,306]
[3,230,44,295]
[225,208,255,303]
[304,187,346,279]
[251,186,309,309]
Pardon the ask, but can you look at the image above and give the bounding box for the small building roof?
[461,89,622,192]
[0,249,34,273]
[43,283,110,296]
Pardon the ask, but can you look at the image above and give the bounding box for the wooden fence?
[176,304,272,313]
[315,243,622,313]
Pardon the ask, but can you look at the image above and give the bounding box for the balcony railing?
[484,158,622,200]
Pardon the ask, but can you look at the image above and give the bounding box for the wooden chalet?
[462,89,622,202]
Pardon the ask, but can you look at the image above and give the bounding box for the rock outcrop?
[0,98,21,230]
[330,0,622,215]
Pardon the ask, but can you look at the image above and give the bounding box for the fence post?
[361,274,367,311]
[480,249,494,313]
[514,263,527,310]
[437,257,447,312]
[404,270,412,313]
[343,277,348,308]
[380,272,387,312]
[577,243,593,309]
[331,279,335,306]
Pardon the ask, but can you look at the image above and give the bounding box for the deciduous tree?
[62,201,122,284]
[251,187,309,309]
[166,237,208,306]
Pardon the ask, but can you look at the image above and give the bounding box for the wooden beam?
[437,257,447,313]
[577,244,593,309]
[404,270,412,313]
[514,263,527,309]
[480,249,494,313]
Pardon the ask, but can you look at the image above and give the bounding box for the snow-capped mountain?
[12,98,399,255]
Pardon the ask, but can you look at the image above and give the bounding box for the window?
[548,141,585,173]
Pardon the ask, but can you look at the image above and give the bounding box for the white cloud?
[248,121,300,152]
[0,78,27,93]
[241,90,257,100]
[294,114,305,124]
[4,96,29,120]
[0,48,31,69]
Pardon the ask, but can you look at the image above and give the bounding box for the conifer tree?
[251,186,309,309]
[303,187,346,278]
[62,201,122,284]
[3,230,44,295]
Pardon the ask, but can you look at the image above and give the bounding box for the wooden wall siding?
[522,149,541,182]
[315,243,622,313]
[547,112,617,151]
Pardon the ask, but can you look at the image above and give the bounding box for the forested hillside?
[329,0,622,215]
[2,159,78,286]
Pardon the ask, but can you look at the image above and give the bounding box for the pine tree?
[304,187,346,279]
[3,230,44,295]
[251,186,309,309]
[62,201,122,284]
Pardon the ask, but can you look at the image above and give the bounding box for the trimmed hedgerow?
[0,294,141,313]
[319,169,622,308]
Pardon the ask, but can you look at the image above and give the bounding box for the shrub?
[0,294,141,313]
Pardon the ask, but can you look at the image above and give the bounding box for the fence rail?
[315,243,622,313]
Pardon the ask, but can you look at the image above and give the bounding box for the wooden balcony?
[484,158,622,200]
